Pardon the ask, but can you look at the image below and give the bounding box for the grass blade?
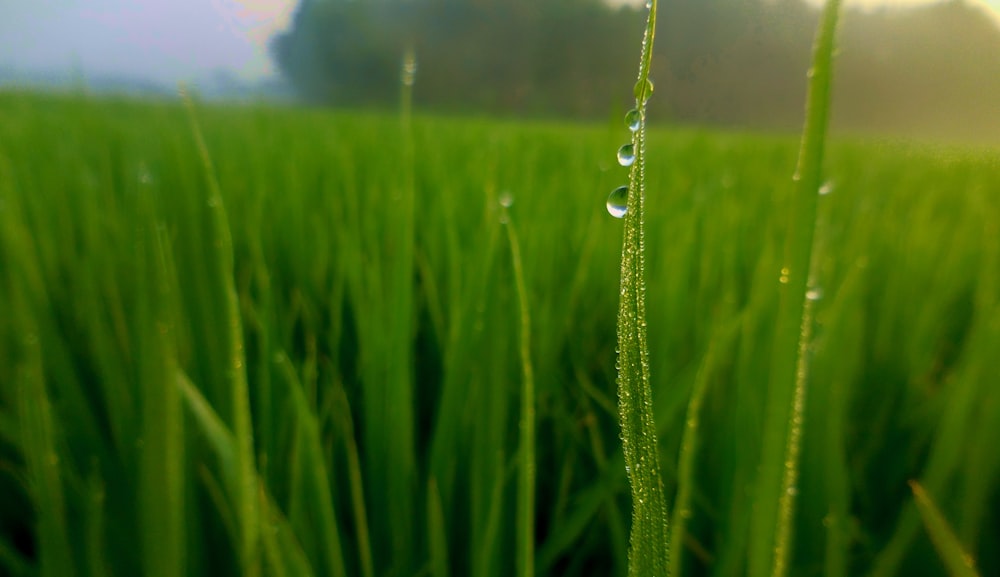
[330,381,374,577]
[1,187,76,577]
[750,3,842,577]
[427,476,450,577]
[502,205,537,577]
[136,201,186,577]
[614,1,670,575]
[274,353,348,577]
[181,88,260,576]
[909,481,981,577]
[670,317,739,577]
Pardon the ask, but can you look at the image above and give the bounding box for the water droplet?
[617,143,635,167]
[786,486,798,496]
[606,186,628,218]
[818,181,834,196]
[646,0,652,8]
[634,78,654,103]
[625,108,641,132]
[792,172,801,182]
[499,191,514,208]
[779,267,790,284]
[806,68,816,78]
[806,287,824,301]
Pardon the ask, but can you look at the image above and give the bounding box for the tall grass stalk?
[614,1,670,575]
[181,88,261,576]
[502,204,537,577]
[749,2,841,577]
[136,209,185,577]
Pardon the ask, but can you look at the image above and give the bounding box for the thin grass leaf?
[330,381,374,577]
[84,465,110,577]
[137,205,186,577]
[614,1,670,574]
[910,481,981,577]
[670,317,739,577]
[502,206,537,577]
[537,454,626,574]
[750,3,842,577]
[181,87,260,577]
[274,352,348,577]
[427,476,450,577]
[260,486,317,577]
[15,333,76,577]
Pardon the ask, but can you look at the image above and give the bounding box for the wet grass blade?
[614,1,670,575]
[750,2,841,577]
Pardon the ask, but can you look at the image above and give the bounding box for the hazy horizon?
[1,0,998,88]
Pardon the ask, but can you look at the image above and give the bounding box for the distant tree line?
[271,0,1000,141]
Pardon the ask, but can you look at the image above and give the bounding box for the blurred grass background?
[0,91,998,576]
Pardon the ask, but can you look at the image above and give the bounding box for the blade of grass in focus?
[613,1,671,575]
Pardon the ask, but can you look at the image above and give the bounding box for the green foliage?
[0,90,998,577]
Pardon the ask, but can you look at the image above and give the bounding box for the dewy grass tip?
[612,1,670,575]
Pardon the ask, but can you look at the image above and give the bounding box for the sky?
[0,0,998,85]
[0,0,297,83]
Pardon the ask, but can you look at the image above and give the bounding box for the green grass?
[752,3,841,577]
[0,88,998,577]
[612,0,671,575]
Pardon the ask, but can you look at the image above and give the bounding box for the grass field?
[0,89,998,577]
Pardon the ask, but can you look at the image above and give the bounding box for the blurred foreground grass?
[0,91,998,576]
